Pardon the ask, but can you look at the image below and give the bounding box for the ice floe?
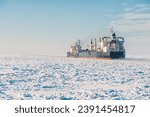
[0,56,150,100]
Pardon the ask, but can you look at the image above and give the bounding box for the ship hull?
[110,51,125,59]
[67,51,125,59]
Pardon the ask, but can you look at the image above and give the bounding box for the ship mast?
[95,38,97,51]
[90,39,94,50]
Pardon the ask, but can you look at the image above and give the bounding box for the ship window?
[111,40,116,43]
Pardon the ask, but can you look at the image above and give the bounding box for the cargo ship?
[67,30,125,59]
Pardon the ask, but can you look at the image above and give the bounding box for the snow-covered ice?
[0,56,150,100]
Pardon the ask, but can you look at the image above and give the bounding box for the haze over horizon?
[0,0,150,56]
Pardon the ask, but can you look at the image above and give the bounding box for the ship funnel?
[110,27,116,40]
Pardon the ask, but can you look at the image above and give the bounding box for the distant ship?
[67,30,125,59]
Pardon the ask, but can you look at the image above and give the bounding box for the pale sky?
[0,0,150,56]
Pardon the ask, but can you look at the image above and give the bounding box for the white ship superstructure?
[67,30,125,59]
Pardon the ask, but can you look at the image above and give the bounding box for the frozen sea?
[0,56,150,100]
